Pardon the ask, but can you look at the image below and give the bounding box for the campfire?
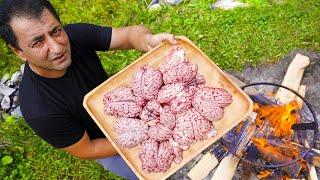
[187,53,319,180]
[247,99,308,179]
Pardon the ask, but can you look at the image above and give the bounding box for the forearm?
[110,25,152,52]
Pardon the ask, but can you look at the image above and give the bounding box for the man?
[0,0,178,179]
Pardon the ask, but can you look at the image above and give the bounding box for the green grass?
[0,117,121,179]
[0,0,319,179]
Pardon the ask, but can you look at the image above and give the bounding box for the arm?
[110,25,177,52]
[62,131,118,160]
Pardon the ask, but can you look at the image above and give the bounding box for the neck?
[28,63,67,78]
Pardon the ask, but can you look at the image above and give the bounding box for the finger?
[158,33,178,44]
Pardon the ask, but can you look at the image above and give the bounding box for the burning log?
[258,169,290,180]
[252,138,304,178]
[254,100,300,138]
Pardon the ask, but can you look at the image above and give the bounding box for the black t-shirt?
[19,23,112,148]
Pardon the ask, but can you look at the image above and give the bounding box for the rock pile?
[0,64,24,118]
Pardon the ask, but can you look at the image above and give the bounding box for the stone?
[0,94,3,106]
[1,96,11,110]
[12,95,19,108]
[0,84,15,96]
[10,71,22,85]
[211,0,248,10]
[10,106,22,118]
[0,73,9,84]
[5,80,15,88]
[164,0,183,5]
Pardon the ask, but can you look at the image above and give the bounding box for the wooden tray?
[83,36,253,180]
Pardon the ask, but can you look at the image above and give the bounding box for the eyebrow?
[49,25,61,35]
[30,24,61,45]
[31,34,44,43]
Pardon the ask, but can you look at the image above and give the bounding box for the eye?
[32,39,44,48]
[52,28,62,36]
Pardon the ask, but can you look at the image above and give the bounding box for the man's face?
[10,9,71,78]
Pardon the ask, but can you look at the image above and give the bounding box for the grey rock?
[211,0,248,10]
[0,94,3,105]
[10,71,22,85]
[1,73,10,84]
[5,80,14,88]
[10,106,22,118]
[0,84,15,96]
[1,96,11,110]
[12,95,19,108]
[164,0,183,5]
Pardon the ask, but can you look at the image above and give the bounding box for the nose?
[47,36,63,55]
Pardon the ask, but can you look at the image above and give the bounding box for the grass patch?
[0,117,121,179]
[0,0,319,179]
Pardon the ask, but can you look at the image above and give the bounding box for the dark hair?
[0,0,60,50]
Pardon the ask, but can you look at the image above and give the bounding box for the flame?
[258,170,272,178]
[252,138,283,162]
[255,100,300,137]
[252,138,301,159]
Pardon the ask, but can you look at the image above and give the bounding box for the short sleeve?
[25,114,85,148]
[63,23,112,51]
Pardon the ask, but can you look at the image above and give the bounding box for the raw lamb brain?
[173,109,196,147]
[160,106,176,130]
[173,108,215,147]
[211,88,233,108]
[162,62,198,84]
[103,86,136,104]
[158,84,195,114]
[193,86,232,121]
[140,100,161,122]
[140,139,182,173]
[191,110,214,140]
[188,73,206,87]
[139,139,160,173]
[148,123,173,141]
[114,118,149,148]
[104,101,142,118]
[157,141,175,172]
[169,139,183,164]
[159,46,186,74]
[132,65,163,100]
[103,87,142,118]
[157,83,184,104]
[169,86,195,114]
[159,46,198,84]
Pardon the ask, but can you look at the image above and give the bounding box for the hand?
[147,32,178,51]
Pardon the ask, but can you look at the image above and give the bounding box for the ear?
[9,44,27,62]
